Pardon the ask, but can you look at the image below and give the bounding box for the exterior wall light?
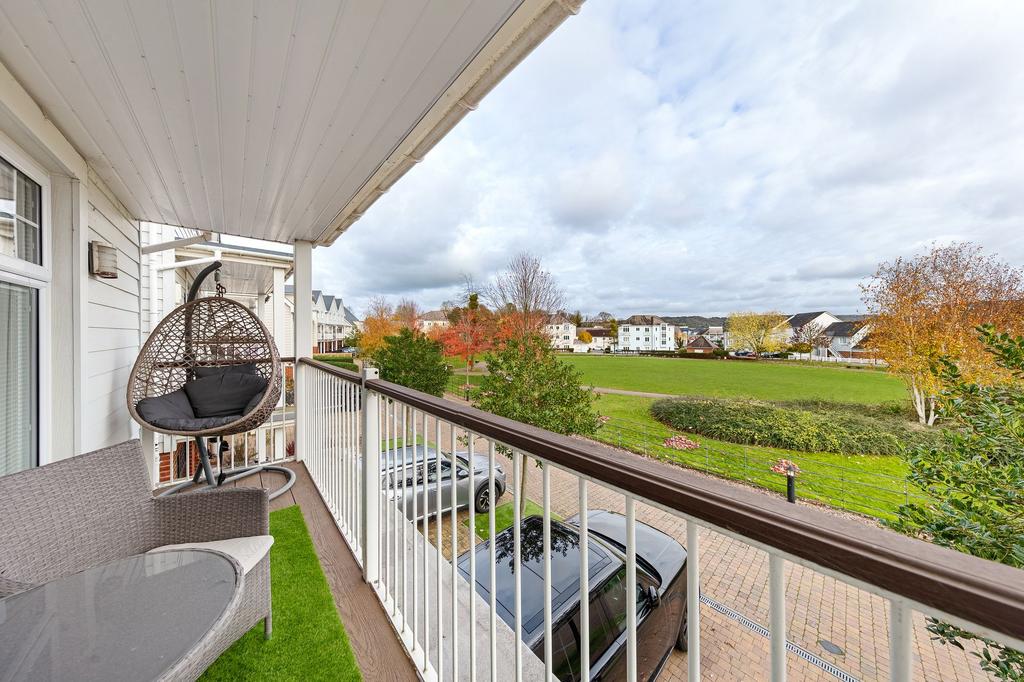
[89,240,118,279]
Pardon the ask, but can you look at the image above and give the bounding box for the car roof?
[379,444,469,470]
[457,516,621,644]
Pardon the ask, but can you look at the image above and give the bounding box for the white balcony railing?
[297,358,1024,682]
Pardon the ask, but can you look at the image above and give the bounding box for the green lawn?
[202,506,360,681]
[594,394,919,520]
[561,354,905,404]
[465,498,560,540]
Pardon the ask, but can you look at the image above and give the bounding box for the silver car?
[381,445,506,520]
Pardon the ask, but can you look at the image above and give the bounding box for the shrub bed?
[313,355,359,373]
[650,397,938,456]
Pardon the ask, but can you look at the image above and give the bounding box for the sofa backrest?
[0,439,155,591]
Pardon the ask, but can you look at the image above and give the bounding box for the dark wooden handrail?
[297,357,1024,645]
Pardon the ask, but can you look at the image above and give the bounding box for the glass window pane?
[551,621,580,681]
[16,171,40,225]
[0,281,38,476]
[17,219,40,265]
[0,159,14,259]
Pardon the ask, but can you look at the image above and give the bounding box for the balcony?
[1,1,1022,679]
[166,358,1024,681]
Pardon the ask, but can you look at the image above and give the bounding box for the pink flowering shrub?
[770,458,801,476]
[663,434,700,450]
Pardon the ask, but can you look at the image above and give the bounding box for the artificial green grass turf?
[560,354,906,405]
[201,505,361,681]
[464,498,562,540]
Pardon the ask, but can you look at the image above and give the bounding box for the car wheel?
[474,485,490,513]
[675,595,689,652]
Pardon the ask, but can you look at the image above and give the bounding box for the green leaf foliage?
[889,325,1024,679]
[374,328,451,397]
[476,333,598,437]
[650,397,937,456]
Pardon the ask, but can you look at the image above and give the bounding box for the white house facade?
[618,315,677,351]
[544,314,576,350]
[418,309,450,334]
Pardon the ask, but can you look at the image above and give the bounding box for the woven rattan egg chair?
[127,262,294,498]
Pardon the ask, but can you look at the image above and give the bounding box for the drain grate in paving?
[699,594,861,682]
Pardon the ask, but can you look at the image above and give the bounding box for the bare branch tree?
[791,322,830,356]
[483,253,565,337]
[393,298,421,331]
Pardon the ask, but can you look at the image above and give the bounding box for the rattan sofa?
[0,439,271,681]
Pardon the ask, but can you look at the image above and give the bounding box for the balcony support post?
[769,554,787,682]
[293,240,313,462]
[687,520,701,681]
[889,600,913,682]
[361,368,381,585]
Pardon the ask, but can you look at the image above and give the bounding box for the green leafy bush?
[889,325,1024,679]
[375,328,451,397]
[650,397,938,455]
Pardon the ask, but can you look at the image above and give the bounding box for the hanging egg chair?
[127,261,294,498]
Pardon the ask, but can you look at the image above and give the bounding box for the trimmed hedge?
[650,397,939,456]
[313,355,359,373]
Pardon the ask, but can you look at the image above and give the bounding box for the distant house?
[696,325,726,348]
[277,285,360,355]
[784,311,843,342]
[618,315,677,351]
[418,309,450,333]
[818,320,872,360]
[577,327,615,352]
[544,313,576,350]
[685,335,717,353]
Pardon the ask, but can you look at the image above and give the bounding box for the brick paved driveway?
[413,426,995,681]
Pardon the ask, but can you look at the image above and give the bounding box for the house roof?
[420,310,448,322]
[0,2,580,245]
[285,285,349,315]
[687,335,716,349]
[585,328,612,338]
[546,313,572,325]
[343,306,361,324]
[786,312,831,329]
[623,315,667,325]
[824,321,864,337]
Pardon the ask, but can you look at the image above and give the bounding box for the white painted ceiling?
[0,0,524,244]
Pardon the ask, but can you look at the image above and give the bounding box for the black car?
[457,511,688,681]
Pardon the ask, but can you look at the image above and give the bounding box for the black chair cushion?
[243,388,267,414]
[194,363,258,379]
[184,373,268,418]
[136,389,195,423]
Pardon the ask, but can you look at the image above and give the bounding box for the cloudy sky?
[313,0,1024,318]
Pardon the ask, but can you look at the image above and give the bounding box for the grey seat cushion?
[147,415,244,431]
[136,389,195,424]
[184,373,268,418]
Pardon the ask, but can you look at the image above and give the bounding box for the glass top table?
[0,550,238,681]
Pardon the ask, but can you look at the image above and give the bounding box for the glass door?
[0,281,38,475]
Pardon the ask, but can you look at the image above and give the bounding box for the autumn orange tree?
[861,243,1024,425]
[358,297,399,359]
[438,293,494,388]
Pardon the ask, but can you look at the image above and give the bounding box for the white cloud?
[316,0,1024,317]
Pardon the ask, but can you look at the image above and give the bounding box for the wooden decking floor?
[227,462,419,681]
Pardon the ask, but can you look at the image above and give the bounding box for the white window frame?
[0,131,52,467]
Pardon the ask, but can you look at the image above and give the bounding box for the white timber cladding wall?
[84,174,142,452]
